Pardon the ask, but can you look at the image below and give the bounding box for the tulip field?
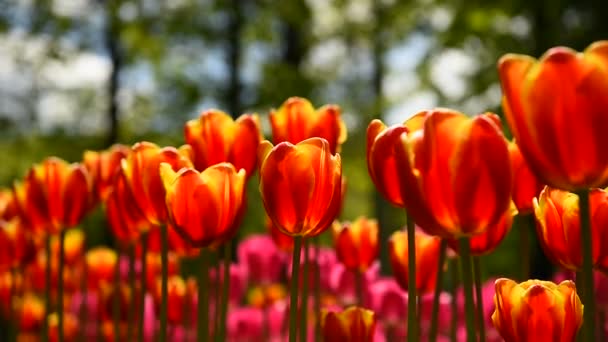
[2,40,608,342]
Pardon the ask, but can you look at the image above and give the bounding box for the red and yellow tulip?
[491,278,583,342]
[321,306,376,342]
[185,110,262,176]
[391,109,511,238]
[389,229,441,294]
[120,142,192,226]
[333,217,379,272]
[269,97,347,154]
[499,41,608,191]
[258,137,342,237]
[160,162,247,248]
[534,186,608,272]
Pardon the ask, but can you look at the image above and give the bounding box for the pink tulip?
[238,234,287,285]
[328,261,380,306]
[227,306,265,341]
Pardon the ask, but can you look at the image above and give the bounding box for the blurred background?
[1,0,607,278]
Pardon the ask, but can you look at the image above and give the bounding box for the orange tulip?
[51,228,84,266]
[509,142,544,214]
[269,97,347,154]
[391,109,511,238]
[0,218,33,270]
[160,162,246,248]
[85,247,117,290]
[258,138,342,237]
[105,170,149,245]
[17,294,45,332]
[184,110,262,176]
[491,278,583,342]
[333,217,379,272]
[83,144,130,203]
[321,306,376,342]
[389,229,441,294]
[447,206,516,256]
[13,158,93,235]
[154,275,186,324]
[499,41,608,191]
[534,186,608,272]
[121,142,192,226]
[366,120,409,207]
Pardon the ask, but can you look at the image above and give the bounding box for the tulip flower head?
[184,110,262,176]
[366,120,410,207]
[161,162,247,248]
[121,142,193,226]
[509,141,544,214]
[270,97,347,154]
[13,157,94,235]
[491,278,583,342]
[499,40,608,191]
[333,217,379,272]
[534,186,608,272]
[390,109,512,238]
[321,306,376,342]
[83,144,130,203]
[389,228,441,294]
[447,205,516,256]
[258,138,342,237]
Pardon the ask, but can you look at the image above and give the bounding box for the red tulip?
[499,40,608,191]
[269,97,347,154]
[534,186,608,272]
[83,144,130,203]
[258,138,342,237]
[389,228,441,294]
[333,217,379,272]
[161,162,246,248]
[391,109,512,238]
[366,120,409,207]
[86,247,117,290]
[121,142,192,226]
[184,110,262,176]
[447,206,516,256]
[321,306,376,342]
[13,157,93,235]
[491,278,583,342]
[105,170,149,245]
[509,142,544,214]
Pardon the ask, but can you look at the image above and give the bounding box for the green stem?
[429,239,448,342]
[216,242,232,342]
[197,248,210,342]
[450,259,459,342]
[127,245,136,341]
[289,236,303,342]
[58,229,66,342]
[459,237,476,342]
[138,232,148,342]
[473,256,486,342]
[313,238,321,342]
[521,214,532,280]
[355,270,364,307]
[44,235,51,342]
[300,239,310,342]
[159,225,168,342]
[113,253,121,341]
[577,188,595,342]
[406,213,418,342]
